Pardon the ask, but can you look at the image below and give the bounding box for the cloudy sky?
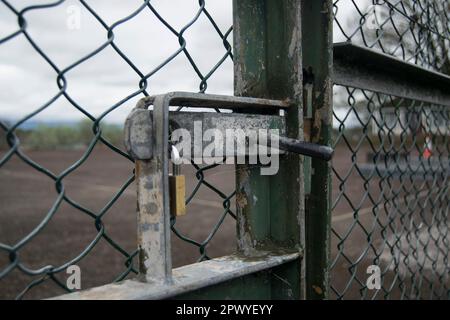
[0,0,367,125]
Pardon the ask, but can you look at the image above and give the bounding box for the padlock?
[169,146,186,217]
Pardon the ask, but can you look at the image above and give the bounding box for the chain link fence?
[0,0,234,299]
[1,0,449,300]
[331,0,450,299]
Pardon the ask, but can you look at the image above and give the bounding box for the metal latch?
[124,92,333,283]
[125,92,333,162]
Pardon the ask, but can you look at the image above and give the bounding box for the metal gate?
[1,0,449,300]
[59,0,318,300]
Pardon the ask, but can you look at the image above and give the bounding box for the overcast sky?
[0,0,368,124]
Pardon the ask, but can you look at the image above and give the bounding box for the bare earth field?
[0,146,238,299]
[0,145,448,299]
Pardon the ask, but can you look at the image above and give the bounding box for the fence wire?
[0,0,233,299]
[333,0,450,73]
[331,0,450,299]
[1,0,449,301]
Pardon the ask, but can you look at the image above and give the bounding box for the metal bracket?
[125,92,332,285]
[125,92,333,162]
[333,43,450,106]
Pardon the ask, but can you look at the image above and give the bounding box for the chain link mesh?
[331,0,450,299]
[0,0,233,299]
[333,0,450,73]
[1,0,449,301]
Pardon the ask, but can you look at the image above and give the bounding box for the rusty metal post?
[233,0,305,299]
[301,0,333,299]
[135,96,172,284]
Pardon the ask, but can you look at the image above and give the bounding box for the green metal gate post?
[301,0,333,299]
[234,0,305,299]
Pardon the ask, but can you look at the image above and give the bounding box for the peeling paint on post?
[234,0,305,299]
[301,0,333,300]
[135,95,172,284]
[136,159,171,283]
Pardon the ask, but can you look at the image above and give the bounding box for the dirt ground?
[0,145,448,299]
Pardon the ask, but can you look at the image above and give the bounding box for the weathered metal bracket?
[333,42,450,106]
[125,91,331,287]
[125,92,290,161]
[125,92,333,161]
[52,252,301,300]
[126,92,298,286]
[125,109,287,160]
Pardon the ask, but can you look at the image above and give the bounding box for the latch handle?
[278,136,333,161]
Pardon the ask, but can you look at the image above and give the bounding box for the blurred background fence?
[0,0,449,299]
[331,0,450,299]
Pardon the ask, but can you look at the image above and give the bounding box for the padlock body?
[169,175,186,217]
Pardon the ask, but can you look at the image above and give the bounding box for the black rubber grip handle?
[278,136,334,161]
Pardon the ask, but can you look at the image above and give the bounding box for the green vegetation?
[0,119,124,150]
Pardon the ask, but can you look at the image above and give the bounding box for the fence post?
[233,0,305,299]
[301,0,333,299]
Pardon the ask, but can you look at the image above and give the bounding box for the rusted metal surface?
[135,160,171,283]
[233,0,305,299]
[137,91,291,110]
[302,0,333,300]
[125,89,309,299]
[53,252,301,300]
[125,107,333,162]
[124,108,153,160]
[125,109,287,160]
[135,94,172,284]
[333,43,450,107]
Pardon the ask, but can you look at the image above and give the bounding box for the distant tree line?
[0,119,124,151]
